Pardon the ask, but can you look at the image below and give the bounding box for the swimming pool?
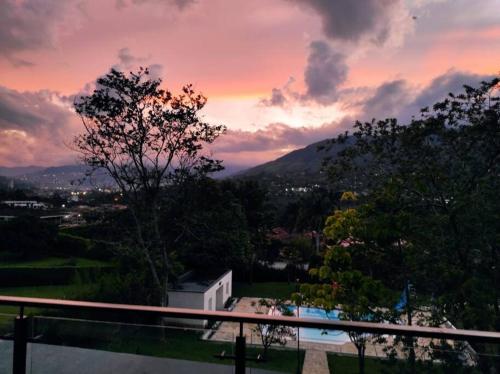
[287,306,351,344]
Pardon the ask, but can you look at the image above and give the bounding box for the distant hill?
[0,163,248,189]
[0,166,45,177]
[210,164,248,179]
[236,138,349,184]
[24,165,114,189]
[0,164,114,189]
[1,142,345,189]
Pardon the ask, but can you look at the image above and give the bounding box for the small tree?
[334,271,386,374]
[297,206,390,374]
[252,298,295,360]
[74,68,225,306]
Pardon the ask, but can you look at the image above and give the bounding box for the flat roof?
[169,270,231,294]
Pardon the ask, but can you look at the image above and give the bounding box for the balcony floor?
[0,341,280,374]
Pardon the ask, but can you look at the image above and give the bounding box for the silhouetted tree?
[74,68,225,306]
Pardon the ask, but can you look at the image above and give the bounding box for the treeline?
[63,178,325,280]
[0,215,114,261]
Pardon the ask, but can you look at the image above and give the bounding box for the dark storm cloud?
[260,88,288,107]
[303,41,348,104]
[117,48,139,66]
[361,79,412,120]
[289,0,406,45]
[260,77,296,108]
[413,70,495,111]
[0,85,80,165]
[0,0,78,65]
[114,48,164,79]
[0,90,41,129]
[361,70,495,122]
[261,41,348,106]
[247,71,497,157]
[0,86,74,136]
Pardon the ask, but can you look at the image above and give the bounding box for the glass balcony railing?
[0,296,499,374]
[0,314,14,374]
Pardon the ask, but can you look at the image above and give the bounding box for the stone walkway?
[302,349,329,374]
[211,297,263,343]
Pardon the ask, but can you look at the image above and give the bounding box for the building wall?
[203,270,232,312]
[164,291,205,327]
[165,270,233,328]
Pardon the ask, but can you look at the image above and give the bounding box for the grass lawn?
[105,336,303,372]
[327,353,477,374]
[233,282,296,300]
[42,324,304,373]
[0,283,95,314]
[0,257,111,268]
[328,354,392,373]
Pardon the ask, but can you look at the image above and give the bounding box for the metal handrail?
[1,295,500,343]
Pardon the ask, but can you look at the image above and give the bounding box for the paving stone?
[302,350,329,374]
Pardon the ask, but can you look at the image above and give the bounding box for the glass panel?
[0,314,14,374]
[323,332,500,373]
[247,322,303,373]
[28,316,238,374]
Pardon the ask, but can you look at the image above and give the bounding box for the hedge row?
[0,266,113,287]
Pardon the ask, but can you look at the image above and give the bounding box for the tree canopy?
[304,77,500,371]
[74,68,226,306]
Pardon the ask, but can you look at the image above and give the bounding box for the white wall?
[165,270,232,328]
[164,291,205,327]
[203,270,232,312]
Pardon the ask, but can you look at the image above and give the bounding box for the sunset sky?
[1,0,499,168]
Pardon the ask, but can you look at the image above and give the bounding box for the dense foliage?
[314,77,500,371]
[0,216,58,259]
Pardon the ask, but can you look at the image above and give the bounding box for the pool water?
[288,306,351,344]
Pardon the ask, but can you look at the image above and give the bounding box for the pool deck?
[210,297,263,343]
[209,296,387,367]
[209,297,462,365]
[211,298,356,348]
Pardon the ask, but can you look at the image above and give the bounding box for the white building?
[166,270,232,327]
[2,200,48,209]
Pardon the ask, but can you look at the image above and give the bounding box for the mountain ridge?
[0,165,45,177]
[234,138,347,184]
[0,138,345,187]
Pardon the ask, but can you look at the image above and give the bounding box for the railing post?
[13,312,28,374]
[235,322,246,374]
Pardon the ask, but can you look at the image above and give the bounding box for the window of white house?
[208,297,212,310]
[225,282,229,294]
